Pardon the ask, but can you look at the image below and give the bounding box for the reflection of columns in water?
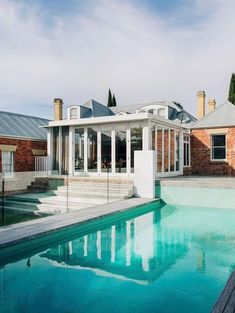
[96,231,102,260]
[126,221,131,266]
[196,248,206,273]
[111,226,116,263]
[134,212,154,272]
[84,235,88,257]
[68,241,73,255]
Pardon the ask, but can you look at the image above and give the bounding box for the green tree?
[228,73,235,105]
[112,94,117,107]
[107,89,113,107]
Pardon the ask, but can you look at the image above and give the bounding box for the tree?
[112,94,117,107]
[228,73,235,105]
[107,89,113,107]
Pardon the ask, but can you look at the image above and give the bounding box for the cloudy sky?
[0,0,234,118]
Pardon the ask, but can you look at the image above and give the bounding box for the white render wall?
[134,150,156,198]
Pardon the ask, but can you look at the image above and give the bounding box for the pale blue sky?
[0,0,234,118]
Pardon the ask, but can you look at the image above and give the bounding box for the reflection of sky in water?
[1,203,235,313]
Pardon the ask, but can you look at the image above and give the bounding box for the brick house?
[0,111,48,189]
[191,99,235,176]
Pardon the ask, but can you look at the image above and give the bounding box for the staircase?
[37,178,134,214]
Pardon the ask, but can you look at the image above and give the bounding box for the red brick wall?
[0,137,47,173]
[191,127,235,175]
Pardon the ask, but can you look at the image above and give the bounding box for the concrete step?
[55,189,132,198]
[36,202,95,214]
[39,196,123,206]
[4,200,39,211]
[57,184,133,192]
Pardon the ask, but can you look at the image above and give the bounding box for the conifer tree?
[107,89,113,107]
[112,94,117,107]
[228,73,235,105]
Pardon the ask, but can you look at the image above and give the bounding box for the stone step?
[55,189,132,197]
[4,200,39,211]
[36,203,95,214]
[39,195,124,206]
[57,184,133,191]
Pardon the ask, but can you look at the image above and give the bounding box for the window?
[2,151,14,175]
[70,107,78,119]
[211,135,226,160]
[183,135,190,167]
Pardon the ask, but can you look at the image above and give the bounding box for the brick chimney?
[197,91,206,119]
[208,98,216,112]
[54,98,63,121]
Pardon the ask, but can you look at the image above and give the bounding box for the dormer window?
[70,108,78,119]
[157,108,165,117]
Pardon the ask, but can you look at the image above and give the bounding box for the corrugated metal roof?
[192,101,235,129]
[0,111,49,140]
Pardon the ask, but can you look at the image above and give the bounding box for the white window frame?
[210,134,227,162]
[183,134,191,167]
[2,151,14,176]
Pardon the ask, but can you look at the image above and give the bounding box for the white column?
[162,127,164,173]
[58,126,62,175]
[97,131,101,175]
[84,128,88,173]
[111,130,115,174]
[47,128,52,175]
[180,130,184,174]
[168,128,171,174]
[143,120,149,150]
[127,128,131,174]
[68,125,74,176]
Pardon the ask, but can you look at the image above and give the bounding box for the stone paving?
[0,198,158,248]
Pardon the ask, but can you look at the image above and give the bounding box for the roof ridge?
[192,100,230,127]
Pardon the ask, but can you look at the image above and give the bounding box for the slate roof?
[0,111,49,140]
[192,101,235,129]
[111,100,196,125]
[83,99,114,118]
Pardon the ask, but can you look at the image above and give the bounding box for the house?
[191,94,235,176]
[46,98,195,181]
[0,111,49,191]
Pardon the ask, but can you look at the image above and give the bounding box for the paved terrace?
[0,198,157,249]
[157,175,235,189]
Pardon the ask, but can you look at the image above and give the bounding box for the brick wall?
[191,127,235,175]
[0,137,47,173]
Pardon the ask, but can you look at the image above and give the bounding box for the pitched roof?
[0,111,49,140]
[83,99,114,117]
[192,101,235,129]
[111,100,196,125]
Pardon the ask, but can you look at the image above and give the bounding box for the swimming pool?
[0,201,235,313]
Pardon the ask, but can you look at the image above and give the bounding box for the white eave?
[43,113,185,130]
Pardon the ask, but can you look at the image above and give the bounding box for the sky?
[0,0,234,118]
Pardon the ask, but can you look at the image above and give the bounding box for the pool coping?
[0,198,159,249]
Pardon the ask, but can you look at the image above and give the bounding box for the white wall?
[134,150,156,198]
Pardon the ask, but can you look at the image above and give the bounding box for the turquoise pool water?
[0,201,235,313]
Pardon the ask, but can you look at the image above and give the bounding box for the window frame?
[183,134,190,168]
[210,134,227,162]
[1,150,14,176]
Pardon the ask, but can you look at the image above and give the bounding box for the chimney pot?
[208,98,216,112]
[54,98,63,121]
[197,90,206,119]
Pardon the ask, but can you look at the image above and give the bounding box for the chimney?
[208,98,216,112]
[54,98,63,121]
[197,90,206,119]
